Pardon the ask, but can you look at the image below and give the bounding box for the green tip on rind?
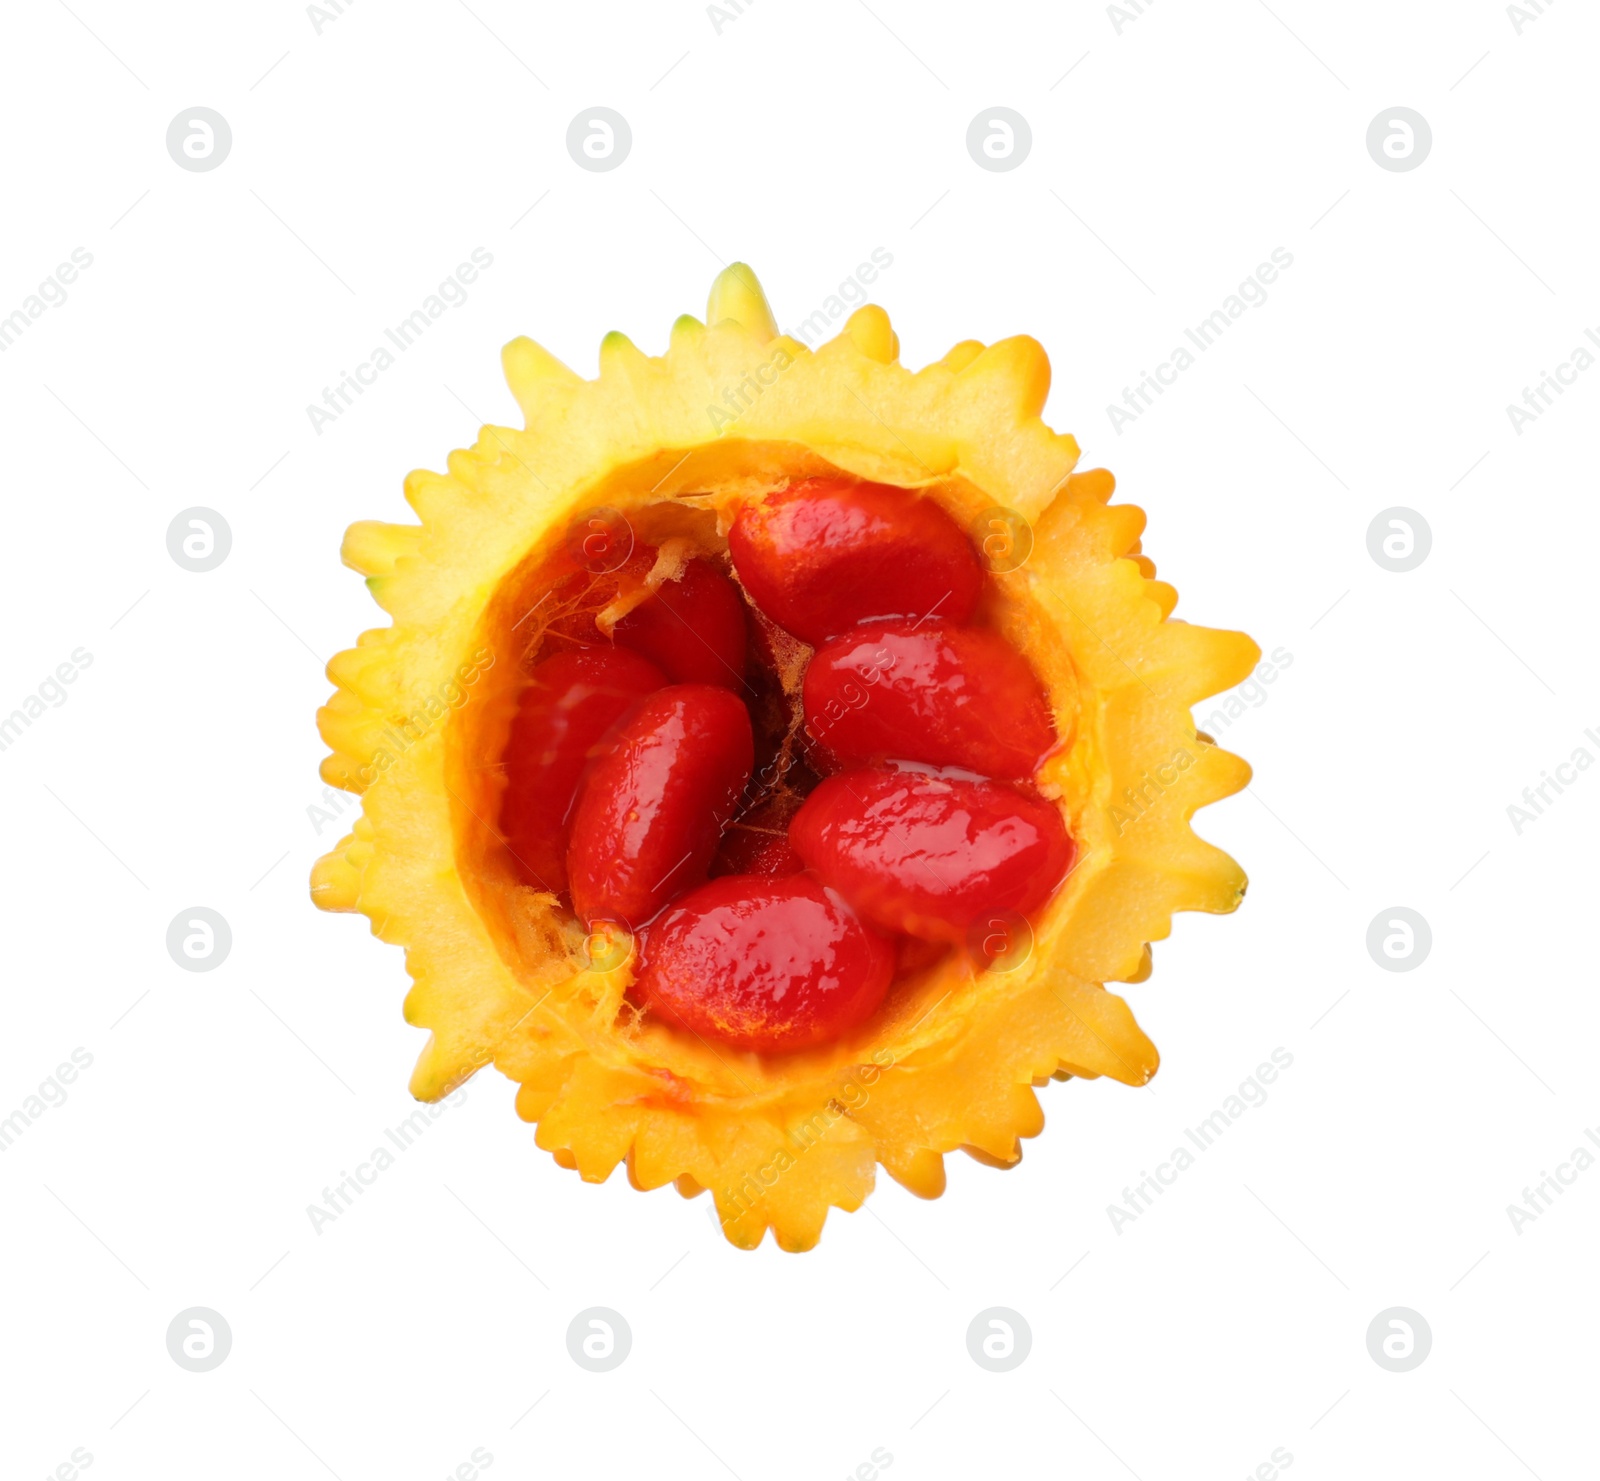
[599,329,652,377]
[706,263,778,342]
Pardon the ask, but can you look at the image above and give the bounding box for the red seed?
[729,478,984,645]
[789,765,1073,941]
[613,552,749,689]
[634,874,894,1053]
[498,646,666,894]
[567,685,753,928]
[803,621,1056,779]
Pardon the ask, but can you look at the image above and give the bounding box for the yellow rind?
[706,262,779,341]
[311,266,1254,1250]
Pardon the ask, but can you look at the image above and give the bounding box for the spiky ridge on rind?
[311,265,1257,1251]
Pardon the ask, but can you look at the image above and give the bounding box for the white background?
[2,1,1597,1477]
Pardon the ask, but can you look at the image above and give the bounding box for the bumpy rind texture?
[311,265,1257,1251]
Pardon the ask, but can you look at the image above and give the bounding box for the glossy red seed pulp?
[613,552,748,689]
[729,478,985,645]
[789,766,1074,942]
[634,875,894,1053]
[804,621,1055,779]
[499,647,667,893]
[567,685,753,928]
[495,476,1075,1055]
